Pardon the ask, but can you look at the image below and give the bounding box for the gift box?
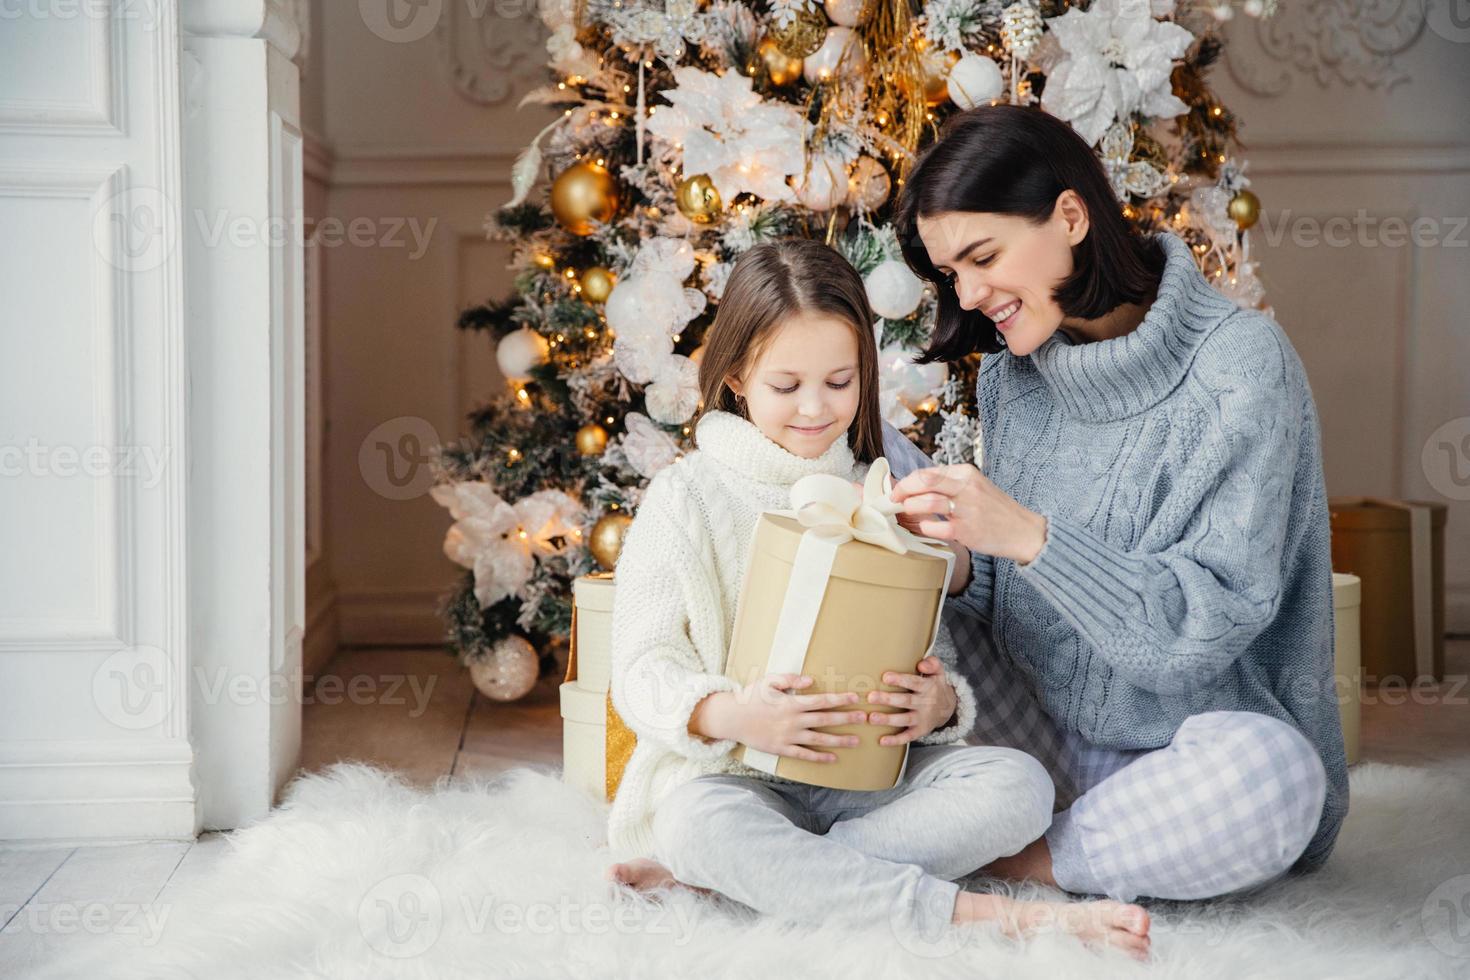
[1329,497,1447,683]
[559,572,636,802]
[1333,572,1362,766]
[724,458,954,791]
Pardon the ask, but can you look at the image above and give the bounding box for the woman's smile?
[987,300,1022,331]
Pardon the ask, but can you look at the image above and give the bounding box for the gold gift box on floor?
[724,460,954,792]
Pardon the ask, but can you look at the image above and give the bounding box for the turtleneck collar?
[1029,231,1240,422]
[694,410,857,487]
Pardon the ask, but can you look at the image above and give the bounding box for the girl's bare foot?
[606,858,716,899]
[606,857,678,892]
[954,891,1151,960]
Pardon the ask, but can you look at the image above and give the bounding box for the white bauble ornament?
[865,260,926,320]
[803,27,866,84]
[948,54,1005,110]
[823,0,869,27]
[496,327,550,381]
[470,635,539,701]
[605,271,683,341]
[791,155,847,212]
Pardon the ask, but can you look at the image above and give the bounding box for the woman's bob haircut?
[893,104,1165,363]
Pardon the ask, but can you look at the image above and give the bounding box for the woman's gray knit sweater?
[913,230,1348,873]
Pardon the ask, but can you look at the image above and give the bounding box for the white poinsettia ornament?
[643,353,701,424]
[644,67,807,205]
[1099,122,1168,200]
[1040,0,1193,148]
[431,483,585,608]
[606,236,708,385]
[619,412,682,478]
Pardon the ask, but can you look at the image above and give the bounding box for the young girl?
[604,239,1150,956]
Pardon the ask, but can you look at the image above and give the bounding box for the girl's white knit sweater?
[606,410,978,859]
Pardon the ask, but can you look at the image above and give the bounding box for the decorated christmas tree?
[430,0,1277,699]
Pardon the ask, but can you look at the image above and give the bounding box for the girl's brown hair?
[696,239,884,463]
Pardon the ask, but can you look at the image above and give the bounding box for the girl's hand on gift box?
[696,674,869,764]
[890,464,1048,565]
[865,656,959,745]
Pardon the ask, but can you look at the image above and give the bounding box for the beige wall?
[304,1,1470,652]
[1214,10,1470,630]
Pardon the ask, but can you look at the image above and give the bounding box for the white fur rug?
[44,761,1470,979]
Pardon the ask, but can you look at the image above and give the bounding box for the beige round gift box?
[725,513,952,792]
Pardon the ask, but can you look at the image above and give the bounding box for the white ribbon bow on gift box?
[790,457,912,555]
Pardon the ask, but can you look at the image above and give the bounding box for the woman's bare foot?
[954,892,1151,960]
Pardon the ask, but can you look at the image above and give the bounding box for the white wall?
[308,2,1470,649]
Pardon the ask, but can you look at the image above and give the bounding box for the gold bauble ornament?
[900,47,959,106]
[581,266,615,303]
[1227,189,1260,230]
[675,173,723,224]
[754,35,804,86]
[847,156,892,213]
[550,162,620,236]
[576,422,609,456]
[590,512,634,570]
[769,5,827,59]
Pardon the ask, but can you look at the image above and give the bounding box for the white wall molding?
[337,589,447,647]
[303,127,335,186]
[181,0,305,63]
[1244,141,1470,177]
[0,738,196,841]
[329,146,516,187]
[0,4,123,135]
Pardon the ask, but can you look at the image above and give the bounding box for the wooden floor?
[3,640,1467,976]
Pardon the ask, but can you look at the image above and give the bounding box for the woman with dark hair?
[879,103,1348,905]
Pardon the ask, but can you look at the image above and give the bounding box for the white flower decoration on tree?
[606,237,708,384]
[876,345,948,428]
[645,67,807,205]
[1099,122,1168,201]
[431,483,585,609]
[607,0,706,60]
[1040,0,1193,148]
[643,354,701,424]
[620,412,682,478]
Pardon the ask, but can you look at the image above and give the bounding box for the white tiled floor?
[3,640,1467,977]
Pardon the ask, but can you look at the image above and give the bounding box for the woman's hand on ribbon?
[890,464,1048,565]
[865,656,958,745]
